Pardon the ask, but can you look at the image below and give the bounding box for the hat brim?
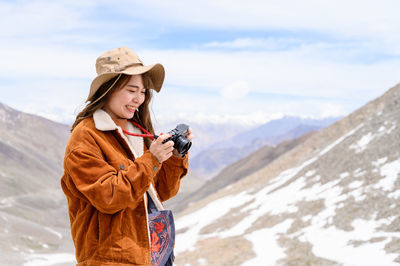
[86,63,164,102]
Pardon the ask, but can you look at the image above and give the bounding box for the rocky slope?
[0,103,75,266]
[174,83,400,265]
[172,131,315,213]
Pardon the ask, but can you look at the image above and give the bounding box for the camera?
[156,124,192,155]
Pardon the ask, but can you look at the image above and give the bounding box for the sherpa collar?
[93,108,144,158]
[93,108,119,131]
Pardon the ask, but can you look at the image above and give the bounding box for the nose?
[131,93,141,103]
[130,91,144,105]
[132,96,139,103]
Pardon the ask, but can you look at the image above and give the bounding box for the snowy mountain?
[212,115,341,149]
[174,83,400,265]
[190,116,341,179]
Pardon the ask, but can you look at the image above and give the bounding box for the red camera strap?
[122,120,155,140]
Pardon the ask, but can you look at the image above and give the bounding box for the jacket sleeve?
[64,146,161,214]
[154,152,189,202]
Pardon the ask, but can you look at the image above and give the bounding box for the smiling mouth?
[126,105,137,112]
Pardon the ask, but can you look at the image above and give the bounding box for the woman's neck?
[112,117,127,131]
[102,107,128,131]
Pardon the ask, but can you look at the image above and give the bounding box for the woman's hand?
[172,127,194,157]
[186,127,194,142]
[149,133,174,163]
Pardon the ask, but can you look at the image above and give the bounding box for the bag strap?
[146,192,158,213]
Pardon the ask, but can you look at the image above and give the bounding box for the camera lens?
[174,136,192,154]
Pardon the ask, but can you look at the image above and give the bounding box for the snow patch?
[353,168,363,175]
[197,258,207,265]
[175,191,253,254]
[374,159,400,191]
[340,172,349,178]
[388,190,400,199]
[302,214,313,222]
[348,180,364,189]
[349,132,374,153]
[372,157,388,167]
[349,188,367,202]
[0,197,14,209]
[311,175,321,182]
[242,219,293,266]
[302,218,400,266]
[320,124,363,156]
[386,122,397,134]
[305,170,316,177]
[381,121,396,134]
[354,170,367,177]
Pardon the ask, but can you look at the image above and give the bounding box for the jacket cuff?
[138,150,162,176]
[168,152,189,169]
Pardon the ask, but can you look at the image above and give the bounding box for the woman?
[61,47,193,265]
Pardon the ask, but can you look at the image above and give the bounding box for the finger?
[165,140,174,147]
[161,141,174,151]
[157,133,172,143]
[163,144,174,153]
[186,132,193,139]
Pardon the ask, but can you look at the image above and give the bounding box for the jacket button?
[120,164,125,170]
[153,166,158,171]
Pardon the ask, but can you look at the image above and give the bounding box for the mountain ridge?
[174,82,400,265]
[189,116,341,179]
[0,102,75,265]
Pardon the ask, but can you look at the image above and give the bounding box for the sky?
[1,0,400,127]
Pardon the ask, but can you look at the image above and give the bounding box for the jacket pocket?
[118,206,150,264]
[95,212,114,259]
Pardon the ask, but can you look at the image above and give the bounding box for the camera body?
[164,124,192,155]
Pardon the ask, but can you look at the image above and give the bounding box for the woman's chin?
[125,112,135,119]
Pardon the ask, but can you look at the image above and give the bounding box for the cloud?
[0,0,94,37]
[1,0,399,126]
[115,0,400,41]
[220,80,250,100]
[204,37,304,50]
[2,43,398,126]
[151,84,355,126]
[143,48,400,99]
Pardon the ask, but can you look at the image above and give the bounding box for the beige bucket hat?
[86,47,165,102]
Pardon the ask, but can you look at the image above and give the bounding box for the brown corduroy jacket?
[61,109,188,265]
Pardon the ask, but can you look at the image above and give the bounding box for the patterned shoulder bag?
[147,192,175,266]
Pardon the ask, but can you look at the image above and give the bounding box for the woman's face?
[104,74,146,120]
